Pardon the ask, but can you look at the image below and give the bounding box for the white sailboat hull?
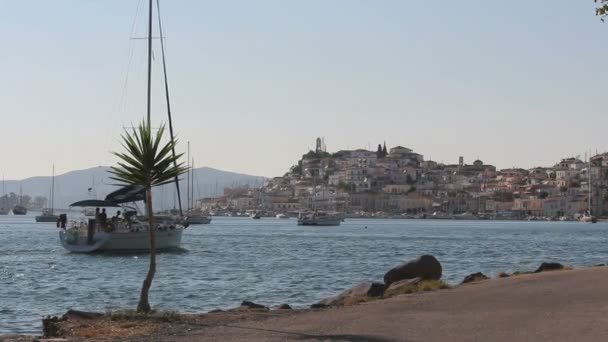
[59,227,184,253]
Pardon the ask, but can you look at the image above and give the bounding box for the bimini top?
[69,199,120,207]
[105,185,145,204]
[69,185,146,207]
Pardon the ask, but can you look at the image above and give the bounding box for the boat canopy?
[105,185,146,204]
[69,200,120,207]
[69,185,146,207]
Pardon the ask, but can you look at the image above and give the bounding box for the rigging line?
[156,0,184,217]
[118,0,144,113]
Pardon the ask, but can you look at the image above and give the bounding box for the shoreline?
[4,261,608,341]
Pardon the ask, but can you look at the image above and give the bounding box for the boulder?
[42,316,63,338]
[462,272,489,284]
[62,309,103,320]
[234,300,269,311]
[594,264,606,267]
[315,282,385,307]
[498,272,510,278]
[277,304,292,310]
[384,255,442,287]
[534,262,564,273]
[310,303,327,309]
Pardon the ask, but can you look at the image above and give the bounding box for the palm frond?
[109,120,187,188]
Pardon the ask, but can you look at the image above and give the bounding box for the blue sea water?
[1,215,608,334]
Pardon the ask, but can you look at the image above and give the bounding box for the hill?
[1,166,265,209]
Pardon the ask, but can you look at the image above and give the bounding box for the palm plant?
[109,120,187,312]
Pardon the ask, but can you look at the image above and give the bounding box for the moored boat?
[297,210,342,226]
[59,186,186,253]
[36,209,59,222]
[36,165,59,223]
[12,205,27,215]
[59,216,184,253]
[0,176,7,215]
[186,210,212,225]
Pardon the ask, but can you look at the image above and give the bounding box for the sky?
[1,0,607,179]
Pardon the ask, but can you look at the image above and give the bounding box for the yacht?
[12,184,27,215]
[36,208,59,223]
[580,211,597,223]
[58,3,188,252]
[12,205,27,215]
[297,210,342,226]
[59,186,186,253]
[36,165,59,223]
[0,176,8,215]
[276,213,289,219]
[186,210,212,225]
[581,160,597,223]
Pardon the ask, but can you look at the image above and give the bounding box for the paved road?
[167,267,608,342]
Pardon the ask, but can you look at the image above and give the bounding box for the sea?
[1,214,608,334]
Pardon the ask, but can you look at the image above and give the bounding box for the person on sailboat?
[110,210,121,231]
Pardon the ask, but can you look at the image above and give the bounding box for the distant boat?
[12,205,27,215]
[276,213,289,219]
[186,212,212,225]
[581,158,597,223]
[184,149,211,225]
[297,210,341,226]
[36,165,59,223]
[251,212,261,219]
[12,183,27,215]
[580,212,597,224]
[0,175,8,215]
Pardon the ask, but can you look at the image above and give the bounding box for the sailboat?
[36,165,59,223]
[0,175,8,215]
[581,158,597,223]
[58,0,188,252]
[185,146,211,225]
[12,184,27,215]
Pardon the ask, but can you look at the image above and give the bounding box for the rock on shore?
[384,255,442,287]
[462,272,489,284]
[315,282,385,307]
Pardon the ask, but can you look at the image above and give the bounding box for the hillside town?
[196,138,608,220]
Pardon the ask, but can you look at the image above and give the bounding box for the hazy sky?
[1,0,607,179]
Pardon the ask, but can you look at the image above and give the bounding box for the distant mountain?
[1,166,265,209]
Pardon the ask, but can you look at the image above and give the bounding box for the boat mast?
[589,152,592,215]
[146,0,153,128]
[2,175,4,203]
[156,0,184,217]
[51,165,55,214]
[191,158,195,210]
[187,141,190,211]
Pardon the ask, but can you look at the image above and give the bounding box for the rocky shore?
[4,256,607,341]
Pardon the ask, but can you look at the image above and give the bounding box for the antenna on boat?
[156,0,184,217]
